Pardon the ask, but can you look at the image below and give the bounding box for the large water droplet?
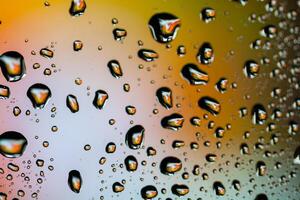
[255,194,268,200]
[107,60,123,78]
[156,87,173,109]
[125,125,144,149]
[161,113,184,131]
[148,13,181,43]
[171,184,189,196]
[68,170,82,193]
[0,51,26,82]
[140,185,158,199]
[213,181,226,196]
[69,0,86,16]
[124,155,138,172]
[0,131,28,158]
[27,83,51,109]
[66,94,79,113]
[93,90,108,110]
[160,156,182,175]
[197,43,214,65]
[138,49,158,62]
[198,97,221,115]
[181,63,209,85]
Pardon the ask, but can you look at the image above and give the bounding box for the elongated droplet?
[7,163,19,172]
[197,42,214,65]
[66,94,79,113]
[256,161,267,176]
[112,182,124,193]
[213,181,226,196]
[156,87,173,109]
[124,155,138,172]
[148,13,181,43]
[140,185,158,199]
[244,60,260,78]
[160,156,182,175]
[40,48,54,58]
[198,97,221,115]
[232,180,241,191]
[0,85,10,99]
[68,170,82,193]
[93,90,108,110]
[113,28,127,41]
[0,131,28,158]
[27,83,51,109]
[161,113,184,131]
[181,63,209,85]
[125,125,145,149]
[69,0,86,16]
[171,184,189,196]
[252,104,267,125]
[206,153,217,162]
[138,49,158,62]
[107,60,123,78]
[294,146,300,164]
[0,51,26,82]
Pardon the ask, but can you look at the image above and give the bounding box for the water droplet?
[138,49,158,62]
[293,146,300,164]
[125,125,144,149]
[105,142,116,153]
[148,13,181,43]
[112,182,124,193]
[140,185,158,199]
[206,153,217,162]
[256,161,267,176]
[7,163,19,172]
[0,85,10,99]
[27,83,52,109]
[69,0,86,16]
[13,106,21,116]
[171,184,189,196]
[73,40,83,51]
[255,194,268,200]
[244,60,260,78]
[160,156,182,175]
[0,131,28,158]
[0,193,7,200]
[113,28,127,41]
[232,180,241,191]
[215,78,228,93]
[68,170,82,193]
[0,51,26,82]
[66,94,79,113]
[260,25,277,38]
[213,181,226,196]
[198,97,221,115]
[40,48,54,58]
[156,87,173,109]
[93,90,108,110]
[200,7,216,23]
[197,43,214,65]
[252,104,267,125]
[124,155,138,172]
[177,45,186,56]
[125,105,136,115]
[181,63,209,85]
[161,113,184,131]
[107,60,123,78]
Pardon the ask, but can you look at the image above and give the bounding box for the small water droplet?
[138,49,158,62]
[27,83,52,109]
[66,94,79,113]
[0,51,26,82]
[69,0,86,16]
[93,90,108,110]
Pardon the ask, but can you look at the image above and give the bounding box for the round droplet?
[197,43,214,65]
[256,161,267,176]
[148,13,181,43]
[0,51,26,82]
[213,181,226,196]
[68,170,82,193]
[255,194,268,200]
[112,182,124,193]
[0,85,10,99]
[105,142,116,153]
[125,125,144,149]
[200,7,216,23]
[252,104,267,125]
[244,60,260,78]
[27,83,52,109]
[160,156,182,175]
[0,131,28,158]
[124,155,138,172]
